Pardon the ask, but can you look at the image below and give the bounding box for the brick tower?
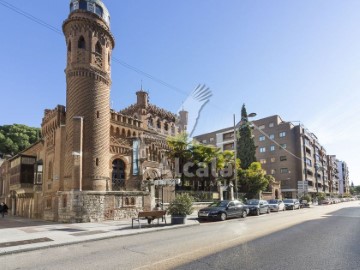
[62,0,115,191]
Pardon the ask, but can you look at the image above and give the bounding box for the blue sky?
[0,0,359,185]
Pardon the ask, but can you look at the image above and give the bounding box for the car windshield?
[246,200,259,205]
[209,201,228,208]
[268,200,278,204]
[283,199,294,203]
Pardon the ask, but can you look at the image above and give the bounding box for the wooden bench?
[132,210,167,228]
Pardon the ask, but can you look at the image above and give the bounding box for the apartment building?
[195,115,343,199]
[337,160,350,195]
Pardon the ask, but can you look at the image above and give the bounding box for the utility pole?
[233,114,238,199]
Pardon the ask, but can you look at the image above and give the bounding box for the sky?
[0,0,359,185]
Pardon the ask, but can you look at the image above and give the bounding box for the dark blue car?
[198,200,249,221]
[245,199,270,215]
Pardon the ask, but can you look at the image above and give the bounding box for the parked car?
[245,199,270,215]
[300,200,311,208]
[198,200,249,221]
[283,199,300,210]
[321,199,332,205]
[267,199,285,212]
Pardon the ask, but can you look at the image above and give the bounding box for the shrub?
[167,193,194,216]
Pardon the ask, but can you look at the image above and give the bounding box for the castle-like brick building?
[0,0,187,222]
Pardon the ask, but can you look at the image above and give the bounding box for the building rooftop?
[70,0,111,27]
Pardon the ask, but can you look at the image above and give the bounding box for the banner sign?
[132,139,140,175]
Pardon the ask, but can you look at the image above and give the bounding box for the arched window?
[157,119,161,129]
[112,159,126,191]
[78,36,85,49]
[148,117,153,127]
[164,122,169,131]
[79,0,87,10]
[95,41,102,55]
[48,161,53,180]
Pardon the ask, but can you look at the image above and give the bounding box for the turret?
[62,0,115,191]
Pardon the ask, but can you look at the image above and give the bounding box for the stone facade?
[0,0,186,222]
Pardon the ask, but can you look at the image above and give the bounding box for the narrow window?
[78,36,85,49]
[96,158,99,166]
[108,52,111,65]
[95,41,102,55]
[97,111,100,118]
[95,4,103,17]
[68,41,71,52]
[79,0,87,10]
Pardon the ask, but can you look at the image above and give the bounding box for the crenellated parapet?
[41,105,66,138]
[111,111,142,128]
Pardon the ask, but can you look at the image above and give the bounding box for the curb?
[0,221,200,257]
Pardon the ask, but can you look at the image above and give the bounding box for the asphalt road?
[2,201,360,270]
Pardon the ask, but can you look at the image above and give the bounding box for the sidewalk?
[0,214,199,256]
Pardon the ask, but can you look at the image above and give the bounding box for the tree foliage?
[166,133,233,182]
[167,193,194,216]
[0,124,40,156]
[238,162,269,199]
[350,185,360,195]
[237,104,256,169]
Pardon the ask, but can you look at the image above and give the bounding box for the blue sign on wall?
[132,139,140,175]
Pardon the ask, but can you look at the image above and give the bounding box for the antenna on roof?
[141,80,143,91]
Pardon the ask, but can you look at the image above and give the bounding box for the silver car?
[267,199,286,212]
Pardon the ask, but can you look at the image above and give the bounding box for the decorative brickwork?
[0,1,187,223]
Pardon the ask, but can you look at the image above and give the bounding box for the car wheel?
[256,209,260,216]
[219,213,227,221]
[241,210,247,218]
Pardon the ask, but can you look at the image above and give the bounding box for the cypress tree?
[237,104,257,169]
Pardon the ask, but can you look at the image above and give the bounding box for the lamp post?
[233,111,257,200]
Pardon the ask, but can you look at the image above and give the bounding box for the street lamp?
[233,112,257,199]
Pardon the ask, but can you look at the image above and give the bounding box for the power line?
[0,0,188,96]
[0,0,62,35]
[251,122,304,162]
[1,1,307,166]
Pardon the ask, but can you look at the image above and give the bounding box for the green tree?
[238,162,269,199]
[237,104,256,169]
[167,133,227,190]
[0,124,40,156]
[166,132,192,179]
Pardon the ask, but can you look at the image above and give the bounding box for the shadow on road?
[175,206,360,270]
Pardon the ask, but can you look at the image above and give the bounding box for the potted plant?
[167,193,194,224]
